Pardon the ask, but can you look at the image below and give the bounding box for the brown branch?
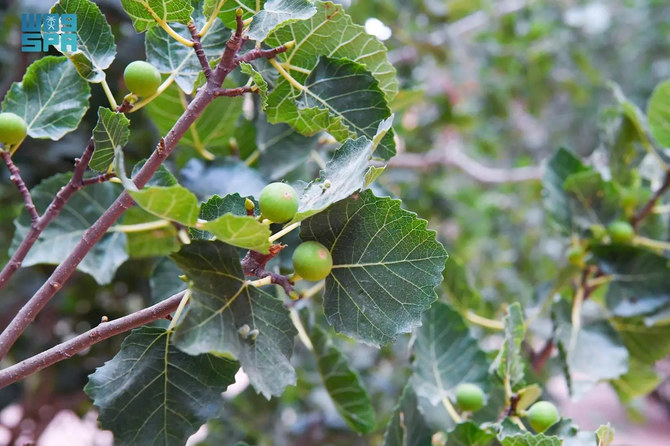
[631,171,670,229]
[1,151,39,223]
[0,24,249,359]
[0,291,185,390]
[0,139,97,292]
[386,143,543,184]
[188,21,212,79]
[213,86,255,97]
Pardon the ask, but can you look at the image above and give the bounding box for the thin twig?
[1,151,39,223]
[188,21,212,79]
[0,139,96,292]
[631,171,670,229]
[213,86,255,97]
[236,41,294,64]
[0,291,185,390]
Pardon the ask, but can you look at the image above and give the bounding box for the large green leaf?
[129,185,200,226]
[146,0,229,94]
[146,82,244,157]
[50,0,116,82]
[647,79,670,147]
[194,194,271,253]
[491,302,526,389]
[542,148,590,233]
[10,173,127,285]
[265,1,397,100]
[300,190,448,346]
[1,56,90,140]
[91,107,130,172]
[445,422,496,446]
[592,244,670,317]
[267,56,396,159]
[552,300,629,398]
[383,382,432,446]
[121,0,193,32]
[85,327,238,446]
[172,241,297,398]
[411,302,491,410]
[247,0,317,42]
[292,117,392,222]
[309,325,375,434]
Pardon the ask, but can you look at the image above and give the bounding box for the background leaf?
[86,326,238,446]
[411,302,491,409]
[383,382,432,446]
[552,300,629,398]
[309,324,376,434]
[172,241,297,398]
[647,79,670,147]
[10,173,127,284]
[491,302,526,389]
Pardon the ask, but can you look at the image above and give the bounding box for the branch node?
[188,21,213,79]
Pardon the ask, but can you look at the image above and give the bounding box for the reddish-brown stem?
[531,339,554,373]
[0,27,248,359]
[0,139,97,292]
[188,21,212,79]
[241,245,294,294]
[1,151,39,223]
[81,172,115,186]
[631,171,670,229]
[0,291,185,390]
[116,100,134,113]
[236,44,290,63]
[213,86,255,97]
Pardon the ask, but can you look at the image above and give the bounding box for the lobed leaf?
[86,326,238,446]
[121,0,193,32]
[300,190,447,346]
[172,241,297,398]
[1,56,90,140]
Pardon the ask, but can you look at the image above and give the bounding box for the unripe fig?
[607,220,634,244]
[123,61,161,97]
[292,241,332,281]
[566,244,585,268]
[0,112,27,146]
[259,182,298,223]
[527,401,559,433]
[455,383,485,412]
[589,224,607,242]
